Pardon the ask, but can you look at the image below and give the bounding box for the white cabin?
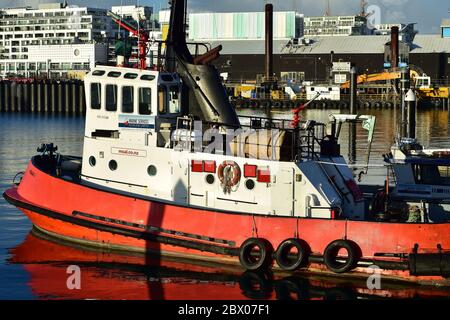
[81,65,365,220]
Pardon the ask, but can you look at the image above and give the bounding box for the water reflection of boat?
[9,227,450,300]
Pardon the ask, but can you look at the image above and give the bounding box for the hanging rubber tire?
[383,102,393,109]
[239,237,273,271]
[275,238,310,271]
[250,100,259,108]
[373,101,382,109]
[273,101,282,109]
[323,240,360,274]
[261,100,270,109]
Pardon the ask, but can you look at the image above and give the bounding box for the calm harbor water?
[1,109,450,300]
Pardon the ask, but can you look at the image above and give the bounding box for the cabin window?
[414,165,450,186]
[158,86,166,114]
[105,84,118,111]
[139,87,152,115]
[122,86,134,113]
[90,83,101,109]
[158,85,181,115]
[124,73,138,79]
[168,86,181,114]
[141,74,156,81]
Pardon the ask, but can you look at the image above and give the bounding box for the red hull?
[4,159,450,286]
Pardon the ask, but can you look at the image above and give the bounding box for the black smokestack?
[265,3,274,80]
[165,0,193,72]
[390,26,399,69]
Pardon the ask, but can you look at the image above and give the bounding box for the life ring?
[239,237,273,271]
[218,160,241,192]
[323,240,360,273]
[275,238,310,271]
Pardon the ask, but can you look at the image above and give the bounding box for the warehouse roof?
[204,34,450,55]
[411,34,450,53]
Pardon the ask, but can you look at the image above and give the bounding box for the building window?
[122,86,134,113]
[91,83,101,109]
[139,88,152,115]
[106,84,118,111]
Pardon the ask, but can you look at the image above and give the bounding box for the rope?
[316,161,387,168]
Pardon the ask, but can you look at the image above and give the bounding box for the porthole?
[205,174,215,185]
[89,156,96,167]
[245,179,255,190]
[109,160,118,171]
[147,165,157,176]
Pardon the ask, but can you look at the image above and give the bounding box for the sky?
[1,0,449,34]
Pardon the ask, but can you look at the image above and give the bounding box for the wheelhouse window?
[414,164,450,186]
[122,86,134,113]
[158,85,181,115]
[139,87,152,115]
[105,84,117,111]
[168,86,181,114]
[90,83,101,109]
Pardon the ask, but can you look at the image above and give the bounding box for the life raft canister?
[218,160,241,192]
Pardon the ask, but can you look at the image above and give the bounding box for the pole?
[329,51,334,85]
[350,66,357,114]
[406,89,416,139]
[348,65,357,164]
[400,67,410,138]
[265,3,274,82]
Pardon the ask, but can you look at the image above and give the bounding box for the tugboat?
[380,138,450,223]
[3,1,450,285]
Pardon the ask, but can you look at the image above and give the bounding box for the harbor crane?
[107,10,149,70]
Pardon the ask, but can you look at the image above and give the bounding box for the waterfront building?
[204,34,450,83]
[303,15,369,37]
[188,11,304,41]
[373,23,417,44]
[442,19,450,38]
[0,2,114,79]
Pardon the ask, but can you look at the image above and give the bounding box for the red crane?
[107,11,149,70]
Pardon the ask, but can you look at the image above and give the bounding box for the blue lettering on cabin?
[119,115,155,129]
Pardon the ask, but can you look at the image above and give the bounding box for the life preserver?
[218,160,241,192]
[323,240,360,274]
[238,238,273,271]
[275,238,310,271]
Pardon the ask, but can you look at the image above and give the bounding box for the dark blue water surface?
[0,114,84,299]
[1,110,450,300]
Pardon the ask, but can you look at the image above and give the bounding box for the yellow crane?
[341,70,449,101]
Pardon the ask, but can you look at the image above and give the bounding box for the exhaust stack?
[390,26,399,69]
[265,3,274,82]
